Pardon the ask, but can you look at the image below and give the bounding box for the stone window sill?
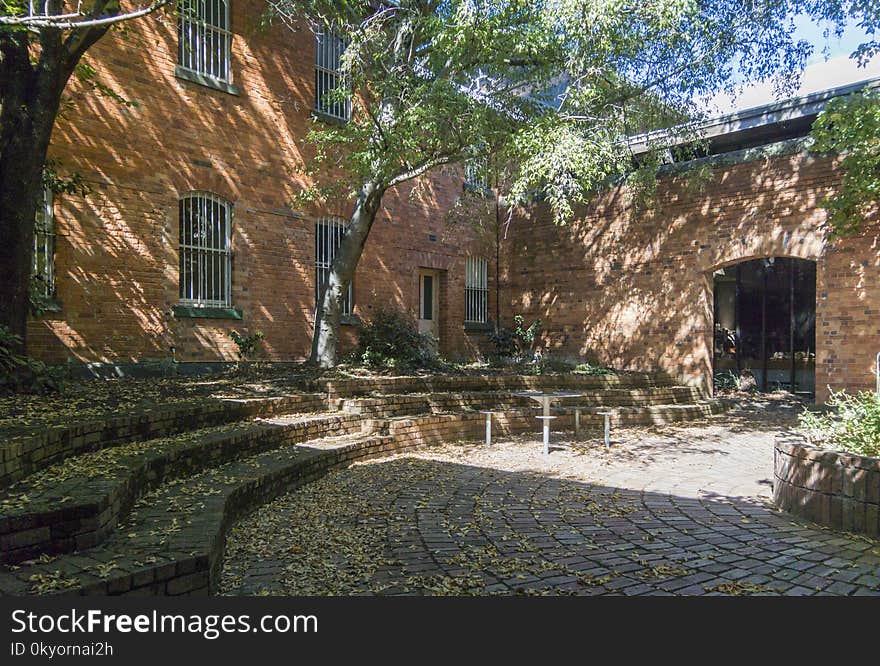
[464,321,493,332]
[341,314,361,327]
[173,305,243,320]
[175,66,240,96]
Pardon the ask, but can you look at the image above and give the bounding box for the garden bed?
[773,434,880,536]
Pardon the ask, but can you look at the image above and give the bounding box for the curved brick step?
[0,396,728,596]
[565,401,728,427]
[336,387,705,419]
[0,412,364,565]
[0,393,327,489]
[0,433,404,596]
[314,372,671,399]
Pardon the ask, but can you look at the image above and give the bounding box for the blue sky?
[708,13,879,113]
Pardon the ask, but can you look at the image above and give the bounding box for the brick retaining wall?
[773,434,880,536]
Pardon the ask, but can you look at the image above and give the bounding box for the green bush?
[0,326,60,394]
[799,389,880,457]
[574,362,616,376]
[356,308,437,370]
[229,330,264,360]
[487,314,541,360]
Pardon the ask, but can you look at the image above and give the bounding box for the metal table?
[512,391,583,455]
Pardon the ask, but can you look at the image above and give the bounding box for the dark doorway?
[713,257,816,395]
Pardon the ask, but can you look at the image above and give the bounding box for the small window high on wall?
[33,188,55,301]
[315,27,350,121]
[178,0,232,83]
[315,217,352,316]
[465,256,488,323]
[179,193,232,308]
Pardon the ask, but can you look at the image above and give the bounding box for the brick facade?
[28,5,495,365]
[27,6,878,399]
[501,145,880,402]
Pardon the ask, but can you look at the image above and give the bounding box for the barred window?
[465,256,488,323]
[315,27,351,121]
[178,0,232,83]
[315,217,352,316]
[33,188,55,300]
[179,193,232,307]
[464,159,489,192]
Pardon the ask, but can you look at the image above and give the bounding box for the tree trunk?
[310,180,386,367]
[0,22,108,353]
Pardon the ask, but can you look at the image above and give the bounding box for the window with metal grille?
[464,158,491,194]
[315,27,350,121]
[315,217,352,316]
[465,256,488,323]
[179,193,232,308]
[33,187,55,300]
[178,0,232,83]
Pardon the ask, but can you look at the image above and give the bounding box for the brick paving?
[220,398,880,596]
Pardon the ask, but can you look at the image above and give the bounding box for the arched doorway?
[713,257,816,396]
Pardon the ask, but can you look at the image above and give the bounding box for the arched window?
[465,256,488,323]
[315,216,352,316]
[33,187,55,300]
[178,0,232,83]
[179,193,232,307]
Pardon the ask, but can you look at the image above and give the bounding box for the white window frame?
[178,0,232,83]
[178,192,233,308]
[33,187,56,300]
[465,256,489,324]
[315,27,351,121]
[315,217,353,317]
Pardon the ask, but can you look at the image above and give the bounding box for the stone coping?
[773,433,880,536]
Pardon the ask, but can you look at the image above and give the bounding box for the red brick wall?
[501,148,880,403]
[28,4,495,365]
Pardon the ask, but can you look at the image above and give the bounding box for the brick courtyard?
[221,398,880,596]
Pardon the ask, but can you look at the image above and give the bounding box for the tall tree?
[0,1,169,352]
[270,0,839,368]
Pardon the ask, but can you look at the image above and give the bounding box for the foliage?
[275,1,834,224]
[0,326,60,394]
[810,90,880,236]
[229,330,265,361]
[355,308,438,370]
[574,362,616,376]
[488,315,541,360]
[714,370,758,393]
[799,389,880,458]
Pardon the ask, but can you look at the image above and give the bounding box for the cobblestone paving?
[221,398,880,596]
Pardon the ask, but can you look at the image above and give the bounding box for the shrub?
[574,362,616,376]
[799,390,880,458]
[229,330,265,361]
[0,326,60,394]
[487,314,541,360]
[714,369,757,393]
[356,308,437,370]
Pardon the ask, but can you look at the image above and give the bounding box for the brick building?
[502,79,880,402]
[29,3,496,369]
[26,2,880,402]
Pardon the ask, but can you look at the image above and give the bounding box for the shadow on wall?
[501,150,880,398]
[28,6,489,365]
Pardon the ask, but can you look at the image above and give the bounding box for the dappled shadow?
[500,149,880,403]
[221,434,880,596]
[29,2,493,366]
